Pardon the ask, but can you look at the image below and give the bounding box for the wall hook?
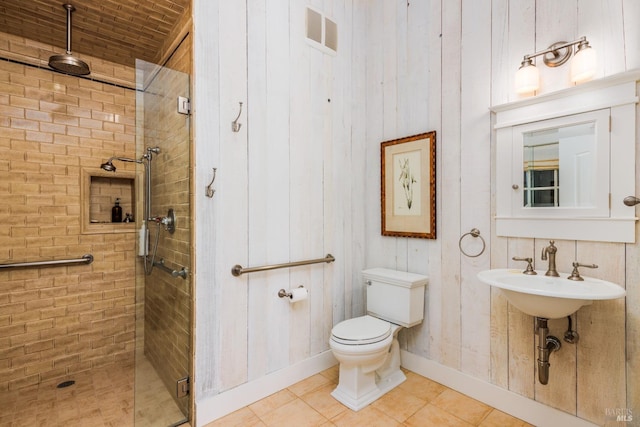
[231,102,243,132]
[205,168,217,198]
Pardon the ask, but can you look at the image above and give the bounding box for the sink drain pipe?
[536,317,561,385]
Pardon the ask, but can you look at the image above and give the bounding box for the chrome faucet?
[541,241,560,277]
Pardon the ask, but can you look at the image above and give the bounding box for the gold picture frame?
[381,131,436,239]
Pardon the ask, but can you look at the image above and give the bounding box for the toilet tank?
[363,268,428,328]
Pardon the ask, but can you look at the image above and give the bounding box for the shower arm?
[101,147,159,225]
[110,156,142,165]
[115,156,151,222]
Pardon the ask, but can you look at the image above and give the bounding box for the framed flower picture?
[381,131,436,239]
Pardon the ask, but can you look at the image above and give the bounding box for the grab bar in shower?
[153,258,188,279]
[0,254,94,270]
[231,254,335,277]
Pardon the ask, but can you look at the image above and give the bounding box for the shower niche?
[81,168,138,234]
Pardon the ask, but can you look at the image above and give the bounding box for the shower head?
[100,160,116,172]
[48,4,90,76]
[49,53,90,76]
[100,156,143,172]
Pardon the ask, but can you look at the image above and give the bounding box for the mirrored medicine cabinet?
[491,71,640,243]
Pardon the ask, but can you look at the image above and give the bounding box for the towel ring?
[459,228,486,258]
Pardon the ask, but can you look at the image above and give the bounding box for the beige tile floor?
[206,366,534,427]
[0,356,186,427]
[1,363,532,427]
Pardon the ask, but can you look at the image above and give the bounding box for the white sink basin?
[477,269,626,319]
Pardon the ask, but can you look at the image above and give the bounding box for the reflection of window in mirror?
[523,141,559,207]
[521,121,596,209]
[524,169,558,207]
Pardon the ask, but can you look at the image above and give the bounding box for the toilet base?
[331,367,406,411]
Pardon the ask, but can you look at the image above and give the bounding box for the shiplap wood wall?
[193,0,361,399]
[194,0,639,424]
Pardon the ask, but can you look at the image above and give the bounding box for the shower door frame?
[134,53,192,426]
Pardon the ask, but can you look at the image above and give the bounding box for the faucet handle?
[512,257,537,275]
[567,262,598,281]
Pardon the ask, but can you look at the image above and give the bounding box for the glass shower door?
[134,57,191,426]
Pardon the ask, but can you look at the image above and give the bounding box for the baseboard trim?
[195,351,337,426]
[400,350,598,427]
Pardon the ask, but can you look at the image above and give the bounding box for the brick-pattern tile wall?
[0,33,137,392]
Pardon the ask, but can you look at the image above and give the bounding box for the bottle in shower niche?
[112,198,123,222]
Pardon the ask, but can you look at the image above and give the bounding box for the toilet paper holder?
[278,286,304,298]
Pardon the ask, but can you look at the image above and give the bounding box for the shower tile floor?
[206,367,534,427]
[0,356,185,427]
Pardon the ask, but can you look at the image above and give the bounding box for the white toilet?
[329,268,428,411]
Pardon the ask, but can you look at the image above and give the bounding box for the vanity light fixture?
[515,36,596,95]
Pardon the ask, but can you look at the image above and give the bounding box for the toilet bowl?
[329,268,428,411]
[330,315,404,411]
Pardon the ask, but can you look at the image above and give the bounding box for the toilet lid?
[331,315,391,345]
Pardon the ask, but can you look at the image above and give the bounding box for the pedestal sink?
[477,269,626,319]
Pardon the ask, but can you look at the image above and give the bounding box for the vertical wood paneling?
[247,0,269,381]
[216,0,249,391]
[289,0,319,364]
[383,0,402,270]
[489,1,510,390]
[323,0,348,353]
[403,0,432,357]
[459,0,492,380]
[426,0,443,363]
[246,0,292,379]
[193,0,220,396]
[317,0,335,356]
[577,0,626,79]
[382,0,398,144]
[439,0,462,370]
[393,0,409,348]
[507,0,536,103]
[364,2,393,271]
[490,0,510,106]
[576,242,626,425]
[627,89,640,418]
[489,276,510,388]
[349,0,368,321]
[506,238,535,399]
[623,0,640,70]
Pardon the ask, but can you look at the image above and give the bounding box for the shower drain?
[56,380,75,388]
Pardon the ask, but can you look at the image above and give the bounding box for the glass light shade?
[515,62,540,95]
[571,46,597,84]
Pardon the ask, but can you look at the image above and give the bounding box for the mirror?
[491,72,638,243]
[512,109,610,218]
[523,122,595,208]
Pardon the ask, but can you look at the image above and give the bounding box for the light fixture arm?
[521,36,589,68]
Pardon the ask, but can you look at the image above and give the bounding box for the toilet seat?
[331,315,391,345]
